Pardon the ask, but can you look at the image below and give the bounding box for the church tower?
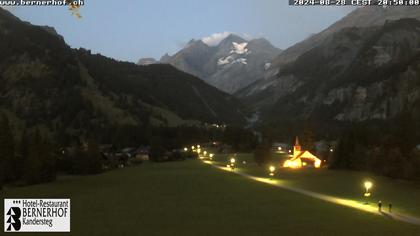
[293,136,301,158]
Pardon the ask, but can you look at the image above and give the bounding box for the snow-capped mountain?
[143,34,281,94]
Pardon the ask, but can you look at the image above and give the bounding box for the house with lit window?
[283,137,322,169]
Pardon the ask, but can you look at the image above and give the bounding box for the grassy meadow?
[213,152,420,218]
[1,158,420,235]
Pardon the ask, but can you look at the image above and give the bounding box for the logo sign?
[4,199,70,233]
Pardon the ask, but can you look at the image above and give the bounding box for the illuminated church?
[283,137,322,169]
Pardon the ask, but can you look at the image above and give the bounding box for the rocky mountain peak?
[153,33,281,93]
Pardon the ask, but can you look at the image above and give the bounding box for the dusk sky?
[5,0,355,63]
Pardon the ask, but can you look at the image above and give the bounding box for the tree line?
[0,112,259,189]
[0,114,106,190]
[0,114,56,189]
[329,108,420,180]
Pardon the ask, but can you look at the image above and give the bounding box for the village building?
[283,137,322,169]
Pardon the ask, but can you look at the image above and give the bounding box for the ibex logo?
[6,207,21,232]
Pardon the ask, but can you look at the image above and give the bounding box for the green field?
[213,152,420,218]
[2,159,420,235]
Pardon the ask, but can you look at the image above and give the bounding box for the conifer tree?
[0,114,15,185]
[86,140,103,174]
[23,129,56,185]
[23,130,43,185]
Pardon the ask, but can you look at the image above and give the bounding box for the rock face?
[239,17,420,123]
[269,6,420,72]
[0,8,245,140]
[240,6,420,99]
[157,34,281,94]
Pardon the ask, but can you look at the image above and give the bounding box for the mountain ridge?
[0,8,245,143]
[240,18,420,124]
[138,33,282,93]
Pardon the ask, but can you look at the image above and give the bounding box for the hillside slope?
[0,8,244,142]
[241,19,420,123]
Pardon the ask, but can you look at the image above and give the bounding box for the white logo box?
[4,199,71,233]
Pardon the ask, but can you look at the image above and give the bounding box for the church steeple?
[293,136,301,158]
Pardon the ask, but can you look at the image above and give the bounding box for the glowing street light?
[277,147,282,151]
[203,151,208,156]
[230,158,236,171]
[209,153,214,158]
[184,147,188,152]
[197,148,201,154]
[288,150,292,153]
[197,145,201,148]
[191,146,195,150]
[269,165,276,179]
[364,181,373,204]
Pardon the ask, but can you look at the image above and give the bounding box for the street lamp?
[230,158,236,171]
[184,147,188,152]
[364,181,373,204]
[203,151,208,156]
[269,166,276,179]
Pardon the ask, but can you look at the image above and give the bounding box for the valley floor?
[1,159,420,235]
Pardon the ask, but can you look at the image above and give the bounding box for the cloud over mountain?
[201,32,231,46]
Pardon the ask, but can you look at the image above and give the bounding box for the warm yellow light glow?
[278,147,282,151]
[364,181,373,191]
[230,158,236,164]
[269,166,276,172]
[197,145,201,148]
[330,149,334,152]
[242,161,247,165]
[288,150,292,153]
[283,159,301,169]
[303,162,307,166]
[191,146,195,150]
[184,147,188,152]
[197,148,201,154]
[226,164,230,168]
[314,160,322,168]
[209,154,214,158]
[203,151,208,156]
